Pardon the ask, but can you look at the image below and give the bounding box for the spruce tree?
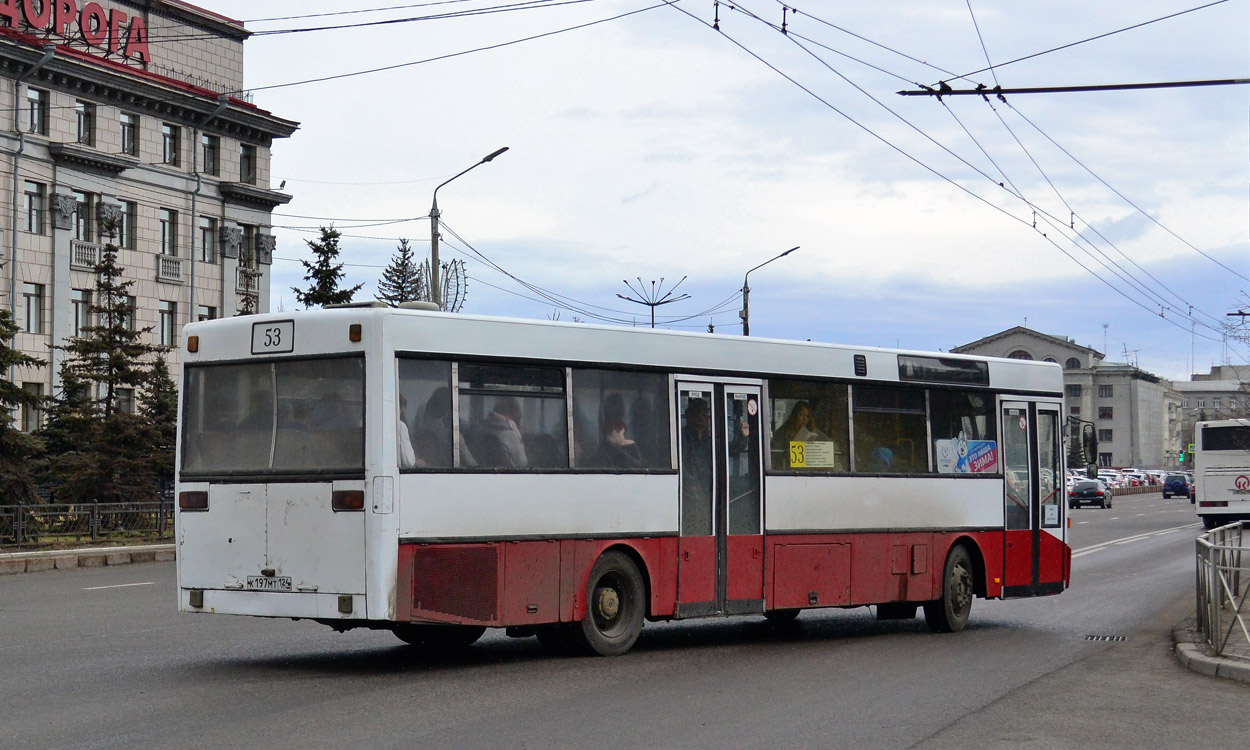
[0,306,46,504]
[140,354,178,489]
[292,226,362,307]
[376,238,423,305]
[44,220,169,503]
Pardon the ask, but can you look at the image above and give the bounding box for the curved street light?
[429,146,509,308]
[740,246,798,336]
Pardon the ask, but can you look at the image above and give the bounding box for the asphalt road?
[1,491,1246,750]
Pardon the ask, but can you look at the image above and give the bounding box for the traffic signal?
[1178,449,1185,462]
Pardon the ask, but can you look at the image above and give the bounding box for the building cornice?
[0,37,299,144]
[47,142,139,176]
[952,325,1104,359]
[219,182,292,210]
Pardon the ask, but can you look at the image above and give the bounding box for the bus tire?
[393,623,486,649]
[572,551,645,656]
[1202,515,1220,530]
[924,545,974,634]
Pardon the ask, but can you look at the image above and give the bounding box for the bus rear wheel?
[571,551,645,656]
[924,545,974,633]
[393,623,486,649]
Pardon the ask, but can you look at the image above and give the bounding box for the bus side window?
[766,379,849,472]
[570,369,671,470]
[851,385,928,474]
[458,364,569,470]
[929,390,997,474]
[397,359,454,469]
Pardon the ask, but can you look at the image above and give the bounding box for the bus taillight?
[332,490,365,511]
[179,491,208,511]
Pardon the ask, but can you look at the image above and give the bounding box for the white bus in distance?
[175,305,1073,656]
[1193,418,1250,529]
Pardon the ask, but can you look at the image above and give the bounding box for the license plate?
[246,575,292,592]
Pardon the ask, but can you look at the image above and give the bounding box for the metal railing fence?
[1195,521,1250,658]
[0,502,174,551]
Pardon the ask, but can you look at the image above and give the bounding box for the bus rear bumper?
[180,588,365,620]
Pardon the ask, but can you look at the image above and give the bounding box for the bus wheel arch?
[572,548,647,656]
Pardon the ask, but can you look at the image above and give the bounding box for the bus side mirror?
[1082,423,1098,478]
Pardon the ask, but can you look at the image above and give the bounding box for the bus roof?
[185,307,1063,394]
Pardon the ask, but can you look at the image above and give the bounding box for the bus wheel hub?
[596,587,620,620]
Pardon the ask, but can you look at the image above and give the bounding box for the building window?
[1065,357,1081,369]
[201,134,220,175]
[22,283,43,334]
[115,388,135,415]
[21,383,43,432]
[75,101,96,145]
[197,305,217,321]
[1197,399,1206,409]
[1231,398,1239,410]
[1066,384,1081,397]
[1098,406,1113,420]
[120,112,139,156]
[159,301,177,347]
[116,200,137,248]
[198,216,218,263]
[1008,350,1033,360]
[1098,429,1113,443]
[26,88,47,135]
[1098,453,1112,467]
[240,143,257,184]
[23,181,45,234]
[1183,399,1189,408]
[71,289,92,337]
[241,224,257,267]
[72,191,94,242]
[1098,385,1113,398]
[1213,397,1223,409]
[159,209,178,256]
[162,123,180,165]
[1070,406,1080,416]
[119,295,136,332]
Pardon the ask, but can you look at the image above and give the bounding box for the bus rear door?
[675,381,765,617]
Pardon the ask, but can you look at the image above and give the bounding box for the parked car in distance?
[1189,481,1196,504]
[1070,479,1113,509]
[1162,473,1189,499]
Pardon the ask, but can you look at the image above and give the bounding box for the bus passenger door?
[1001,401,1065,597]
[675,382,765,617]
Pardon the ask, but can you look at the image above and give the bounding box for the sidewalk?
[0,543,175,574]
[1172,614,1250,684]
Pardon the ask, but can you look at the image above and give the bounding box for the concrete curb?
[1172,626,1250,684]
[0,544,175,575]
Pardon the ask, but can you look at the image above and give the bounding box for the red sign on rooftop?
[0,0,150,64]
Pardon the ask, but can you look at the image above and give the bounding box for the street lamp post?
[740,246,798,336]
[429,146,509,308]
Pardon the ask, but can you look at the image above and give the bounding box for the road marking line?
[1072,522,1202,558]
[84,582,156,591]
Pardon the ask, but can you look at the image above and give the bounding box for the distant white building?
[952,326,1183,468]
[1171,365,1250,458]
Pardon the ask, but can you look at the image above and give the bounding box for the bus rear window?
[1202,425,1250,452]
[182,356,365,476]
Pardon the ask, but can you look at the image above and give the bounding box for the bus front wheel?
[924,545,974,633]
[572,551,645,656]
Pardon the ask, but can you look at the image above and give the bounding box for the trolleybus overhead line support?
[897,78,1250,99]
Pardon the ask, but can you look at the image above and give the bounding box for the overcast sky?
[208,0,1248,381]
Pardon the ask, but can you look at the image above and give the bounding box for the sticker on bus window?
[251,320,294,354]
[1044,504,1059,526]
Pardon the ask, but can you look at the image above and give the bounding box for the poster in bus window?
[935,430,998,474]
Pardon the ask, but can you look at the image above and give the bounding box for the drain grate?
[1085,635,1128,642]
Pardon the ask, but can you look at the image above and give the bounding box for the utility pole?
[741,246,798,336]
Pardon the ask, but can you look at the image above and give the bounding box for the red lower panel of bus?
[395,530,1066,627]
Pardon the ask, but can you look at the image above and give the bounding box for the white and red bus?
[176,305,1071,655]
[1193,418,1250,529]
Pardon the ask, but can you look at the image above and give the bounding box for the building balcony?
[156,255,183,283]
[70,240,102,270]
[235,266,261,294]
